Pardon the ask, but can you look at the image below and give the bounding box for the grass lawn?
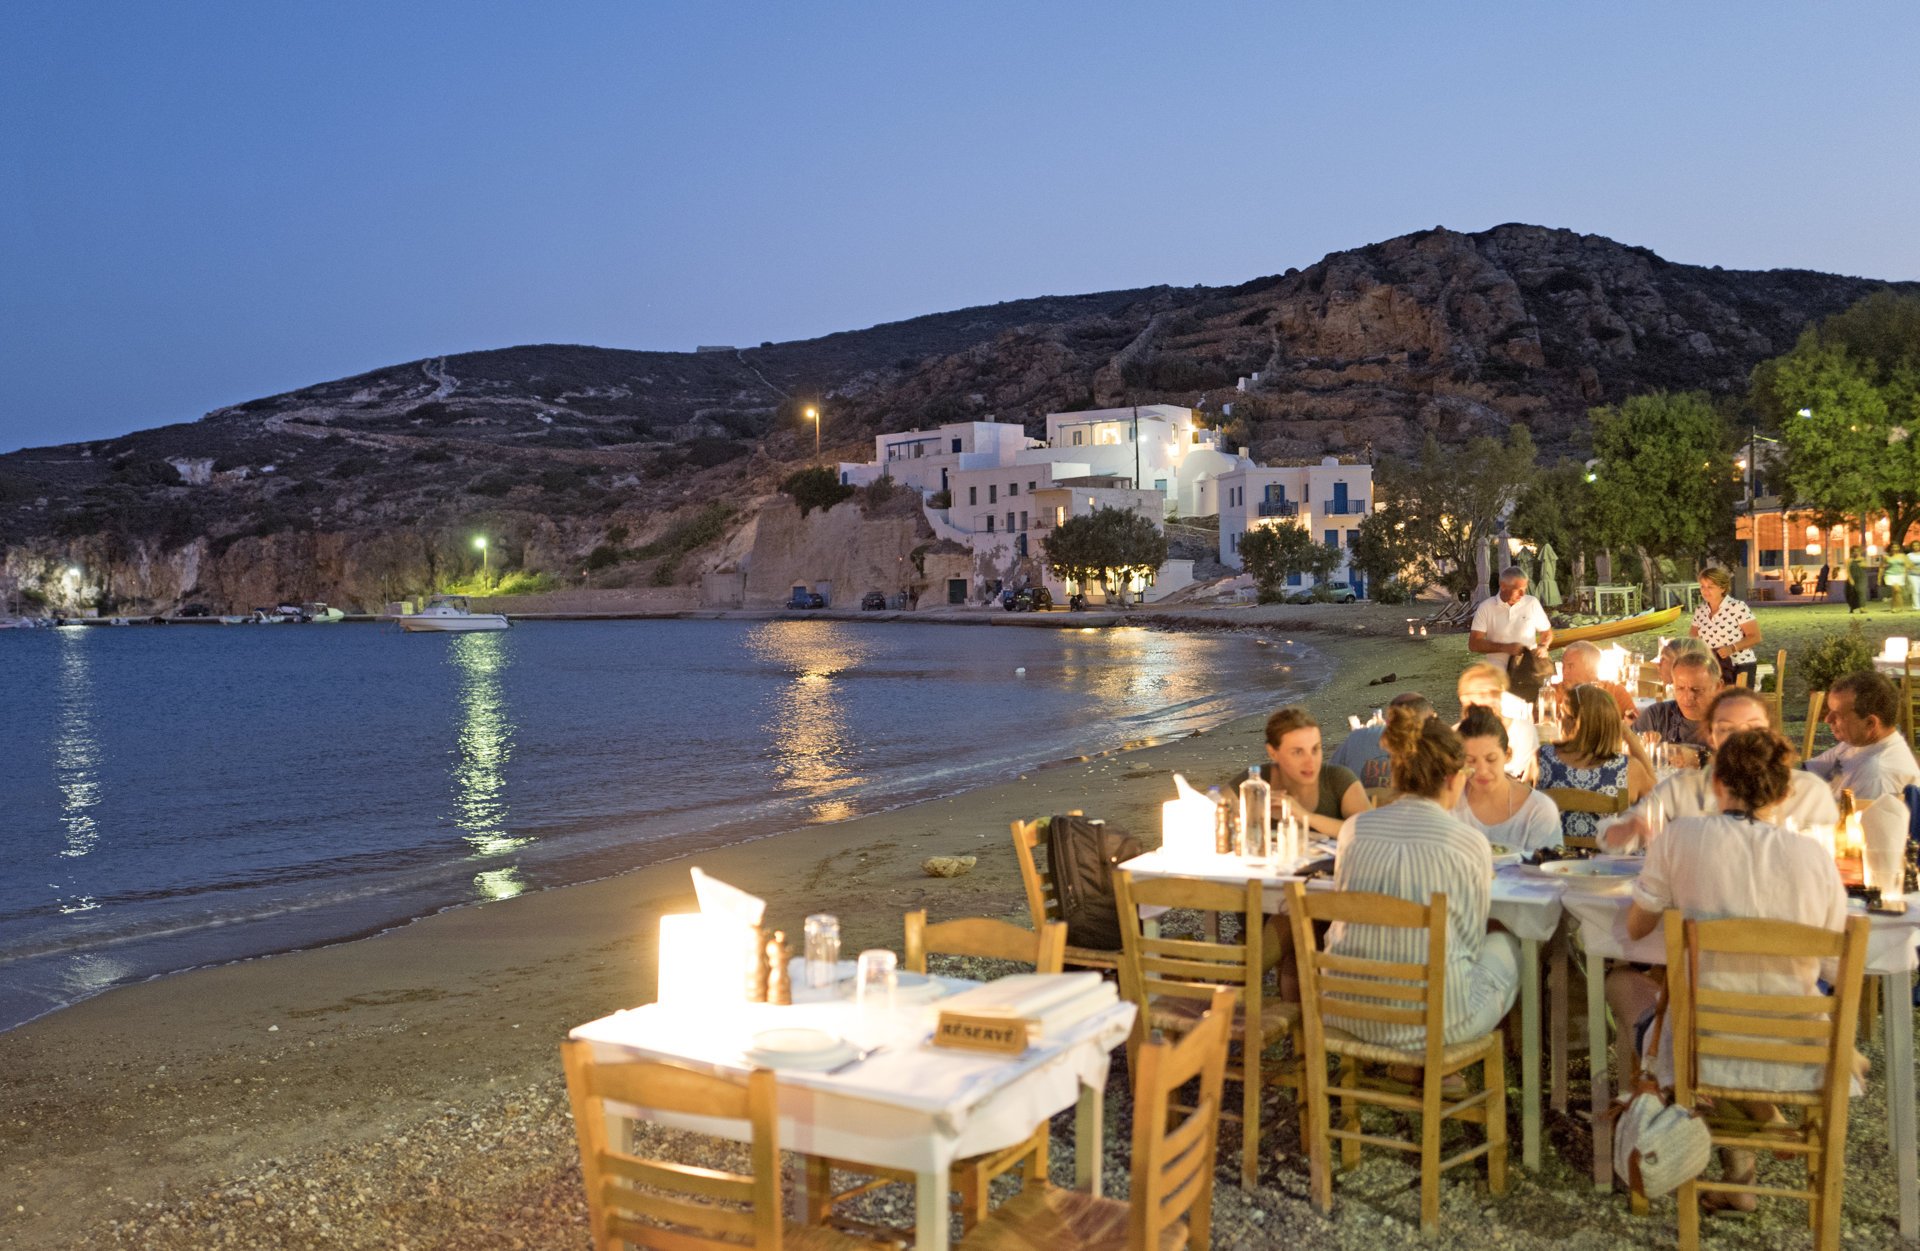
[1745,601,1914,750]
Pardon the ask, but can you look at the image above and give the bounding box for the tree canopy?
[1586,391,1737,573]
[1239,521,1342,601]
[1347,499,1426,595]
[1041,506,1168,603]
[1372,428,1539,599]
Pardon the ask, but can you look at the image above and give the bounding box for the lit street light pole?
[474,536,489,586]
[805,405,820,461]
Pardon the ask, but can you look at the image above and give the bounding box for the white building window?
[988,484,997,504]
[985,515,995,533]
[1008,482,1018,497]
[968,486,977,505]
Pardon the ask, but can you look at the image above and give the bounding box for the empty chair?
[958,986,1235,1251]
[560,1041,882,1251]
[1285,882,1509,1232]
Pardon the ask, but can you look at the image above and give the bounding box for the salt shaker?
[766,930,792,1005]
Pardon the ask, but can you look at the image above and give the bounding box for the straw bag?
[1610,990,1712,1200]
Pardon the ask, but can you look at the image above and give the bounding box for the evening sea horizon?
[0,617,1322,1031]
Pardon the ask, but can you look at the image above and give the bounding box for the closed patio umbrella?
[1538,542,1561,608]
[1473,536,1492,603]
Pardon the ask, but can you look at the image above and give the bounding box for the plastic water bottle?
[1240,766,1271,860]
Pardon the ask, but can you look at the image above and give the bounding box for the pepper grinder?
[748,925,770,1003]
[766,930,792,1005]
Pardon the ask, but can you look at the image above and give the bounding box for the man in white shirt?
[1806,671,1920,800]
[1602,688,1838,849]
[1457,662,1536,780]
[1470,566,1554,700]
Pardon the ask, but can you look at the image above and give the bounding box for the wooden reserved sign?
[932,1011,1032,1055]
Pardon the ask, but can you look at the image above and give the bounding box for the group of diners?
[1229,631,1918,1206]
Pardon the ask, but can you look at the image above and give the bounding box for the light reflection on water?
[53,629,101,914]
[449,634,528,886]
[746,621,873,822]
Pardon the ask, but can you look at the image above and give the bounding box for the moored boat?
[1547,604,1683,649]
[396,595,509,633]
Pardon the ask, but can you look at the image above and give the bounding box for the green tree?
[780,466,855,517]
[1239,521,1342,602]
[1042,506,1168,604]
[1509,458,1599,591]
[1753,293,1920,549]
[1587,392,1737,584]
[1374,427,1539,599]
[1347,499,1426,595]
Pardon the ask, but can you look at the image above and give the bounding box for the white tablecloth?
[1564,890,1920,974]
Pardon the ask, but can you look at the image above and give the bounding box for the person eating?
[1559,640,1637,720]
[1469,566,1554,701]
[1259,706,1369,837]
[1632,651,1718,764]
[1452,706,1562,854]
[1601,687,1838,850]
[1806,671,1920,801]
[1457,662,1537,780]
[1537,684,1652,845]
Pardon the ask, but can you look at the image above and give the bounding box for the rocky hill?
[1,223,1910,613]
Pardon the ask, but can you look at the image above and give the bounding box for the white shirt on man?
[1806,731,1920,801]
[1471,593,1552,647]
[1600,768,1839,850]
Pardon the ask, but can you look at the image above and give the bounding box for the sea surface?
[0,618,1321,1030]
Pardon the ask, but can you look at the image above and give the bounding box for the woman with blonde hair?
[1329,705,1519,1054]
[1536,683,1652,844]
[1691,565,1761,688]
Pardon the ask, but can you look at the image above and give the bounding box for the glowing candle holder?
[1835,813,1866,887]
[1879,636,1911,665]
[658,913,758,1008]
[1162,773,1220,859]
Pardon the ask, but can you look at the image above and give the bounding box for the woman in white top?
[1451,705,1562,854]
[1603,728,1853,1213]
[1330,706,1519,1058]
[1601,688,1839,851]
[1690,565,1761,689]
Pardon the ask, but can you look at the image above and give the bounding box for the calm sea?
[0,618,1320,1030]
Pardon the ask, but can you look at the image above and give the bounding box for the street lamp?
[473,535,489,583]
[805,405,820,460]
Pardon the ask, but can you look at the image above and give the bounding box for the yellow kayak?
[1547,605,1683,650]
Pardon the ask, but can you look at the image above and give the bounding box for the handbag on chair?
[1610,993,1712,1200]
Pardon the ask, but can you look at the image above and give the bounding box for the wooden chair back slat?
[1288,885,1449,1067]
[1115,873,1265,1014]
[1317,974,1427,1003]
[1318,951,1426,981]
[1543,786,1630,815]
[903,911,1067,975]
[561,1041,784,1251]
[1129,986,1234,1250]
[1695,1010,1835,1041]
[1697,986,1835,1014]
[1803,691,1826,761]
[1296,887,1430,930]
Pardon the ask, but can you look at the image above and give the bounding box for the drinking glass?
[1864,832,1905,896]
[855,949,897,1014]
[803,914,840,990]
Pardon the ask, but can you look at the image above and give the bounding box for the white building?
[1217,457,1376,595]
[1041,405,1238,519]
[837,421,1035,496]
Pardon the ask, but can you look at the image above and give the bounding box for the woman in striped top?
[1328,705,1520,1051]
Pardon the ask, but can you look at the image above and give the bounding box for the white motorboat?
[396,595,509,633]
[305,602,346,624]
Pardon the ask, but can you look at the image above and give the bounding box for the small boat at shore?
[1548,605,1683,649]
[397,595,509,633]
[305,602,346,624]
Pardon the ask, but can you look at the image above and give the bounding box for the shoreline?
[0,613,1458,1248]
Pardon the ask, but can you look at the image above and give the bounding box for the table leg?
[914,1170,949,1251]
[1883,971,1917,1239]
[1548,928,1570,1113]
[1519,936,1541,1171]
[1587,946,1611,1191]
[1075,1078,1106,1197]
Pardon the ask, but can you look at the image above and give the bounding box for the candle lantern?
[1161,773,1220,858]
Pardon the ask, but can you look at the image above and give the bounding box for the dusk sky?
[3,2,1916,453]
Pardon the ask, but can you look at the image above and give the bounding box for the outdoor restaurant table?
[569,980,1136,1251]
[1565,888,1920,1237]
[1658,581,1703,612]
[1589,584,1641,616]
[1118,850,1567,1171]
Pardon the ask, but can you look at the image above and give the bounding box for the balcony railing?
[1257,500,1299,518]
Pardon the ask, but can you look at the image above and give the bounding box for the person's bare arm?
[1737,619,1761,649]
[1626,754,1654,803]
[1468,629,1520,656]
[1626,900,1660,941]
[1339,780,1369,819]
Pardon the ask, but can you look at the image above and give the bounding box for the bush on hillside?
[781,466,854,517]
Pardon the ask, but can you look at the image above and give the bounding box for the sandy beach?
[3,602,1912,1249]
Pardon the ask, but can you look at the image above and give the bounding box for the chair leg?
[1338,1058,1362,1170]
[1242,1045,1262,1188]
[1485,1048,1509,1196]
[1022,1124,1050,1191]
[1306,1059,1334,1215]
[1677,1177,1701,1251]
[1419,1065,1443,1232]
[804,1156,833,1225]
[958,1165,987,1232]
[1814,1123,1845,1251]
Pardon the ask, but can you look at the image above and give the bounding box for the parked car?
[786,589,826,609]
[859,590,887,611]
[1001,586,1054,612]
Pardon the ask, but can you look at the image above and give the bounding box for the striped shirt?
[1327,797,1516,1048]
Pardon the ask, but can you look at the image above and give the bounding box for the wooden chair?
[1758,647,1787,730]
[1903,654,1918,748]
[1113,871,1301,1188]
[1284,882,1508,1232]
[1364,786,1398,808]
[1011,819,1120,972]
[559,1041,881,1251]
[809,913,1069,1233]
[1804,691,1826,762]
[1543,785,1630,852]
[1666,911,1870,1251]
[957,986,1234,1251]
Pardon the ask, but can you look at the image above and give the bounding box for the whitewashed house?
[1216,456,1376,595]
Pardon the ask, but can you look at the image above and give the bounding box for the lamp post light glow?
[805,405,820,459]
[473,536,489,585]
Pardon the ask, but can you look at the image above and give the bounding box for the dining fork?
[824,1045,884,1075]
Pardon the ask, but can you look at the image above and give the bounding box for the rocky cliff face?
[2,223,1910,613]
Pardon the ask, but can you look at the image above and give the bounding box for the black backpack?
[1045,814,1144,951]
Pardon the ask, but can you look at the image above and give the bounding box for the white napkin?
[1862,794,1910,892]
[691,867,766,927]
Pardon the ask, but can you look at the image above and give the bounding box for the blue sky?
[2,2,1916,452]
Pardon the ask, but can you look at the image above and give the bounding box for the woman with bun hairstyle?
[1327,705,1519,1053]
[1604,728,1853,1213]
[1452,706,1563,855]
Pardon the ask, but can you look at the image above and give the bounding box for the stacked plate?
[1536,856,1641,894]
[745,1028,857,1071]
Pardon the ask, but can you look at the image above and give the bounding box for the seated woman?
[1261,706,1369,838]
[1536,684,1652,844]
[1601,687,1838,851]
[1451,706,1562,855]
[1328,706,1519,1056]
[1604,729,1853,1212]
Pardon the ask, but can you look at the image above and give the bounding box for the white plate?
[835,971,948,1004]
[750,1028,842,1058]
[1487,843,1523,869]
[744,1039,859,1071]
[1537,858,1640,893]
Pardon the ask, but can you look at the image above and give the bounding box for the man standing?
[1807,671,1920,800]
[1470,566,1554,701]
[1631,652,1719,762]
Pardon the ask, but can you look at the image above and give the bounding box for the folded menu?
[936,972,1117,1039]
